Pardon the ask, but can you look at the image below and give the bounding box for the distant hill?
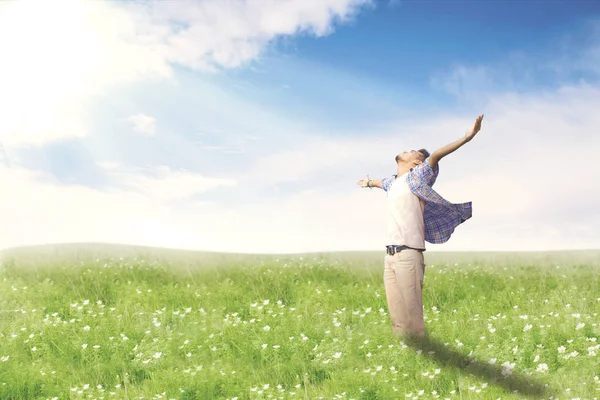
[1,242,599,270]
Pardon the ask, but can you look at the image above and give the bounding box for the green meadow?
[0,244,599,400]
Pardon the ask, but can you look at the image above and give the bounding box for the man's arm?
[357,176,383,189]
[429,114,484,171]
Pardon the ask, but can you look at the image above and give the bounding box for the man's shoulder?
[421,159,439,172]
[412,159,439,177]
[381,176,395,191]
[406,159,439,189]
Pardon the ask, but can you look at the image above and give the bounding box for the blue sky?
[0,0,599,253]
[225,0,600,115]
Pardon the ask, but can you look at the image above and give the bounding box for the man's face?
[398,150,424,164]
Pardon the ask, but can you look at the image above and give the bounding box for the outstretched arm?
[357,175,383,189]
[429,114,484,171]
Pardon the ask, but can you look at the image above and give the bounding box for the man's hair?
[418,148,430,160]
[395,149,430,163]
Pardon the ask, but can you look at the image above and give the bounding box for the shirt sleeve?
[381,176,394,191]
[410,160,439,187]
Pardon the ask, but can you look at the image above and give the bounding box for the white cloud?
[128,114,157,136]
[213,83,600,252]
[0,142,9,168]
[429,21,600,98]
[0,0,372,147]
[0,164,232,251]
[1,1,598,254]
[0,0,149,147]
[111,165,237,202]
[97,161,121,170]
[243,115,470,186]
[1,81,598,253]
[97,162,237,202]
[136,0,372,70]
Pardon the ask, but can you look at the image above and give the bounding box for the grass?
[0,245,599,399]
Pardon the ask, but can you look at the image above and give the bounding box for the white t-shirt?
[386,173,426,250]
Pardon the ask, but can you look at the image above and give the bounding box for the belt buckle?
[387,245,408,256]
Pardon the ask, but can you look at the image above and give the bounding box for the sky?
[0,0,599,254]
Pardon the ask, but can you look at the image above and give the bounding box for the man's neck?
[396,162,413,177]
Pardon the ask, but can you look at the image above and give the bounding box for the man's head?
[395,148,430,166]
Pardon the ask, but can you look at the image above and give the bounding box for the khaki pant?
[383,249,426,337]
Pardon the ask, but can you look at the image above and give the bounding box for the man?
[357,114,484,338]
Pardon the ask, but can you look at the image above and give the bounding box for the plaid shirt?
[381,160,472,244]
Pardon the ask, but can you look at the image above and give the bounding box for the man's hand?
[464,114,484,142]
[429,113,485,170]
[357,175,371,188]
[357,175,382,189]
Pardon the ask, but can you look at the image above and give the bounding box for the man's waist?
[386,245,425,256]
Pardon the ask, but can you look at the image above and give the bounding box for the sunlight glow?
[0,0,109,146]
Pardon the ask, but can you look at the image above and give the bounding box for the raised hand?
[464,114,484,142]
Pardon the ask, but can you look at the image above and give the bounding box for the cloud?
[242,114,467,187]
[0,142,9,168]
[96,161,121,170]
[0,0,372,147]
[226,82,600,252]
[128,114,157,136]
[107,165,237,202]
[0,164,235,251]
[94,161,237,202]
[429,20,600,99]
[0,0,146,147]
[0,160,382,253]
[137,0,373,71]
[0,166,194,250]
[1,2,598,254]
[1,80,599,253]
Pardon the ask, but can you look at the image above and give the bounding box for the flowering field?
[0,248,599,400]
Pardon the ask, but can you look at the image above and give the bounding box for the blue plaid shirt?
[381,160,472,244]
